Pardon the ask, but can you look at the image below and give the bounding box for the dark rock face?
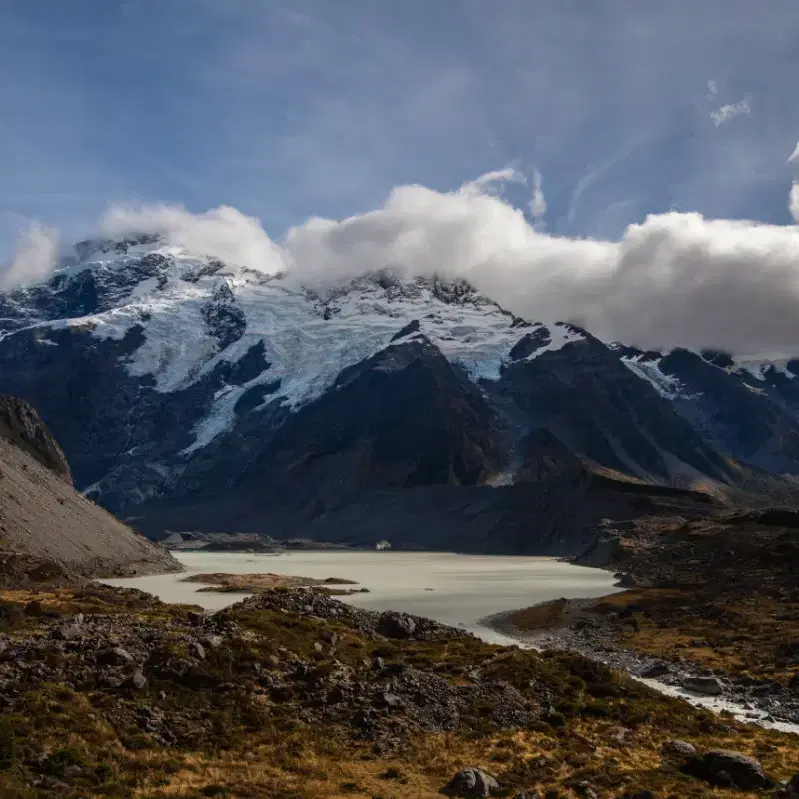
[499,334,734,486]
[201,282,246,349]
[622,346,799,475]
[136,333,510,542]
[3,249,799,552]
[0,395,71,481]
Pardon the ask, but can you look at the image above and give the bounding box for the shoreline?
[484,599,799,734]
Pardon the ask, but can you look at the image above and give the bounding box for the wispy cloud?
[711,95,752,126]
[530,168,547,227]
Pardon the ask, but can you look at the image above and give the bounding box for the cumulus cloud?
[100,204,286,274]
[276,174,799,358]
[706,80,718,99]
[17,170,799,358]
[0,221,59,290]
[791,182,799,222]
[711,96,752,126]
[788,141,799,165]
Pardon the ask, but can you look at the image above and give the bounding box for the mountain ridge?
[1,237,798,551]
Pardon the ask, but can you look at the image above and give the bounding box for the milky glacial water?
[103,550,799,733]
[103,550,620,645]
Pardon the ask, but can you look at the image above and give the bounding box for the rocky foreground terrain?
[0,583,797,798]
[0,394,179,585]
[492,509,799,732]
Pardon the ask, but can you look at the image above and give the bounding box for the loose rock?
[660,739,697,758]
[128,669,148,691]
[442,767,500,798]
[55,621,83,641]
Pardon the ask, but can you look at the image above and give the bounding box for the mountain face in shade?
[0,236,797,553]
[0,393,179,584]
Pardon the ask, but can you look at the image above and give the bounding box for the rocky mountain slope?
[0,394,179,583]
[0,235,798,550]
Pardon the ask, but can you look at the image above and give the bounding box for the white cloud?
[711,96,752,126]
[788,141,799,165]
[281,174,799,358]
[460,169,526,195]
[17,169,799,359]
[791,182,799,222]
[0,221,59,290]
[530,168,547,225]
[100,204,286,275]
[706,79,718,98]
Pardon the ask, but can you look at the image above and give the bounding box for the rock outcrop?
[0,395,179,584]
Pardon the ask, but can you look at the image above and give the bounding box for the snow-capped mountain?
[1,236,799,552]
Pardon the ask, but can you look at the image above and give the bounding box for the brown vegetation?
[182,573,360,594]
[0,585,797,797]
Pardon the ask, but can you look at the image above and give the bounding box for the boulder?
[128,670,148,691]
[377,611,417,639]
[98,647,135,666]
[681,676,725,695]
[685,749,773,790]
[441,767,500,798]
[55,622,84,641]
[640,662,670,679]
[661,739,698,758]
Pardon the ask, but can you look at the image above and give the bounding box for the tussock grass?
[0,587,797,798]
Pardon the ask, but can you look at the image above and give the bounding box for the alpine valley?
[2,234,799,552]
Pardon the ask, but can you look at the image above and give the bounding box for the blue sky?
[2,0,799,260]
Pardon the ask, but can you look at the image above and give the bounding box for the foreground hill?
[494,506,799,730]
[2,235,799,549]
[0,395,179,584]
[0,583,796,797]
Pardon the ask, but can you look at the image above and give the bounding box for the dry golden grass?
[507,587,799,685]
[67,717,799,798]
[2,586,798,798]
[595,590,799,684]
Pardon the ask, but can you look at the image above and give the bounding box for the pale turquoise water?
[103,550,620,645]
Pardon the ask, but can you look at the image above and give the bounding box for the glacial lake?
[103,550,620,645]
